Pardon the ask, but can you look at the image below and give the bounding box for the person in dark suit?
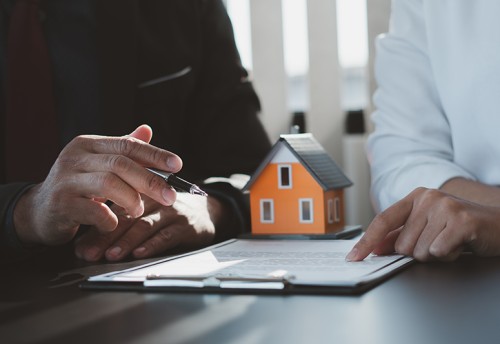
[0,0,271,262]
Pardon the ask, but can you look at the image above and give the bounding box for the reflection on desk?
[2,251,500,344]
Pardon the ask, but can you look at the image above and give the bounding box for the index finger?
[83,135,183,173]
[346,192,416,261]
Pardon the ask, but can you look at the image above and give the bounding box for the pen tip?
[191,186,208,197]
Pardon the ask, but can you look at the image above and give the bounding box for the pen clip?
[145,167,208,196]
[146,168,171,180]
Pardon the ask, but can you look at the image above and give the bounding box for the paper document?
[87,239,413,293]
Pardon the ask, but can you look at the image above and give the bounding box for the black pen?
[146,168,208,197]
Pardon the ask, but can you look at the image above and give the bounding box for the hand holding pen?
[14,125,185,247]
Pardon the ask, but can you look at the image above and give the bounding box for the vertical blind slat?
[249,0,289,140]
[307,0,343,162]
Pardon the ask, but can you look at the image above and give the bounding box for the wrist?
[207,196,226,228]
[207,196,237,242]
[201,181,250,241]
[441,177,500,207]
[13,184,44,246]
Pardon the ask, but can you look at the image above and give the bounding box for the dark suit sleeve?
[180,0,271,240]
[0,183,38,261]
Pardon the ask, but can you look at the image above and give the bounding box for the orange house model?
[243,133,352,235]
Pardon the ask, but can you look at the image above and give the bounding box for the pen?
[146,168,208,197]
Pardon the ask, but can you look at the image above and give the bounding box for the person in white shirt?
[347,0,500,262]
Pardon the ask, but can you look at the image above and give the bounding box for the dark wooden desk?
[2,251,500,344]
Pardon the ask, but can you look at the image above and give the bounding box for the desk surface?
[1,250,500,344]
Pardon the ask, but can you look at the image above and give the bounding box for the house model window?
[278,164,292,189]
[299,198,314,223]
[328,199,334,224]
[334,197,341,222]
[260,199,274,223]
[328,198,341,224]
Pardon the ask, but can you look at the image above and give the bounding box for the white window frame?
[327,199,334,224]
[334,197,341,222]
[299,198,314,223]
[260,199,275,223]
[278,164,293,189]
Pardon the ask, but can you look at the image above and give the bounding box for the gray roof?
[243,133,352,191]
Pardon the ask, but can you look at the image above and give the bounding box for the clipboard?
[81,238,413,295]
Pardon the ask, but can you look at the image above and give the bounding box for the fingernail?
[134,247,146,257]
[136,200,145,217]
[167,156,182,171]
[130,204,144,218]
[346,248,358,261]
[108,246,122,257]
[162,188,175,205]
[85,247,101,261]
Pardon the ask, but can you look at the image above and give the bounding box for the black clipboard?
[80,237,413,295]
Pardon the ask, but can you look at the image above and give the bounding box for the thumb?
[129,124,153,143]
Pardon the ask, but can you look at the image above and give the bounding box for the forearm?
[440,177,500,207]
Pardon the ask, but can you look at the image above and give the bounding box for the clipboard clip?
[144,271,295,290]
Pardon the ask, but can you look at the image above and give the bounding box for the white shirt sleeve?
[367,0,475,212]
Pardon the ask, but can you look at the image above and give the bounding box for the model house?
[243,133,352,234]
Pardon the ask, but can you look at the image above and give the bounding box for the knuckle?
[412,188,451,211]
[93,205,115,230]
[71,135,88,147]
[413,250,431,262]
[158,227,174,242]
[115,237,133,250]
[418,188,441,203]
[119,137,140,156]
[108,154,132,173]
[142,228,176,254]
[394,237,412,256]
[147,174,166,192]
[413,186,428,193]
[150,148,166,165]
[438,196,459,211]
[432,196,466,219]
[97,173,121,191]
[141,238,159,254]
[455,207,474,225]
[135,217,155,231]
[67,135,94,154]
[410,187,429,198]
[57,139,83,162]
[371,213,391,230]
